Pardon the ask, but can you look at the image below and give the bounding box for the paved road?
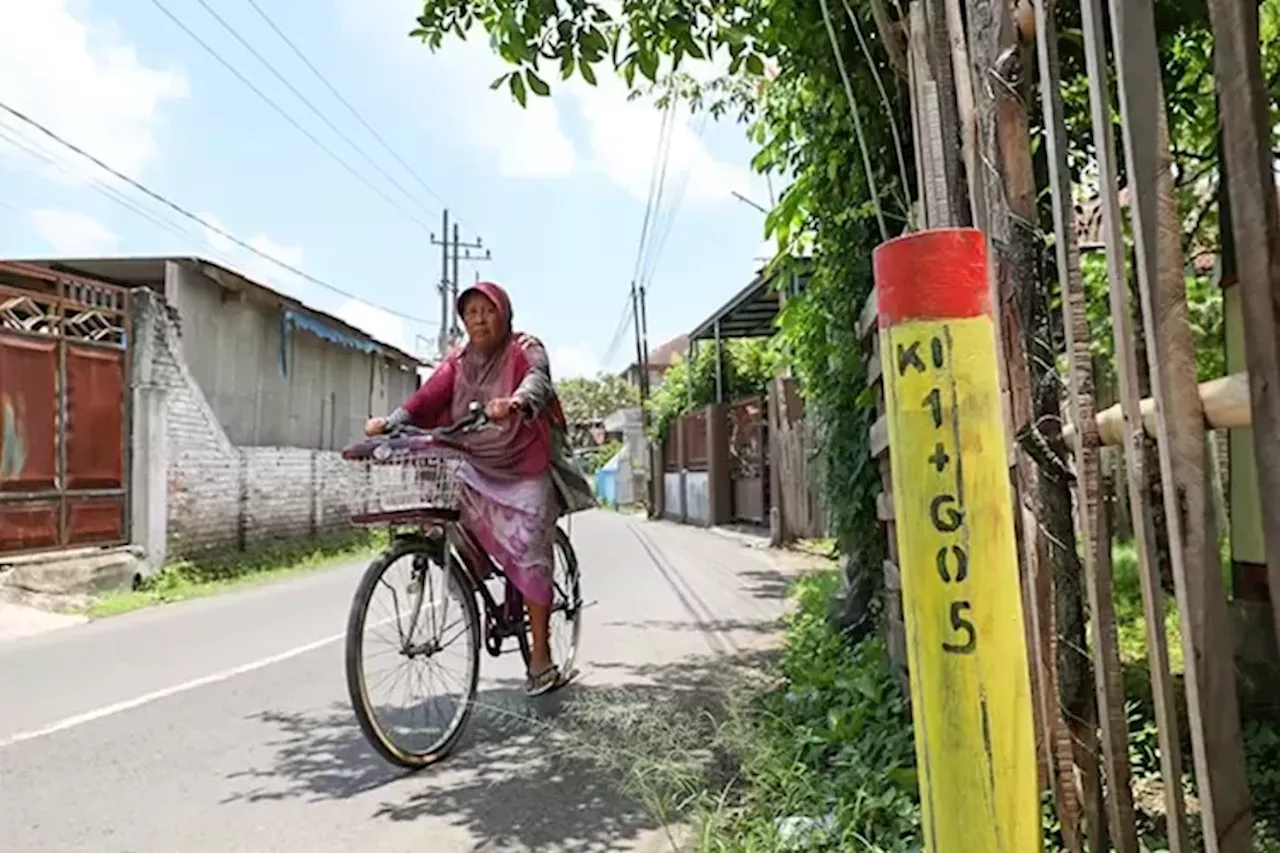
[0,511,799,853]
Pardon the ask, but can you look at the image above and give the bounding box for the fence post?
[676,416,688,524]
[706,404,731,527]
[875,228,1041,853]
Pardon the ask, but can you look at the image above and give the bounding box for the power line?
[641,109,704,291]
[241,0,466,231]
[187,0,440,225]
[0,122,226,257]
[630,95,676,287]
[639,103,679,287]
[600,295,636,369]
[0,99,438,326]
[145,0,439,238]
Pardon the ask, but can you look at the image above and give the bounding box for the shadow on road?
[223,647,778,852]
[601,617,783,636]
[738,569,792,601]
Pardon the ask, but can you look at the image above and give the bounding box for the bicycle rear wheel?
[510,526,580,676]
[345,536,480,768]
[550,525,582,676]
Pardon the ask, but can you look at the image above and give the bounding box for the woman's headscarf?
[447,281,558,480]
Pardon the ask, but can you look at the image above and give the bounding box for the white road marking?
[0,631,345,750]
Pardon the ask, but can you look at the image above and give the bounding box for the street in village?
[0,510,802,853]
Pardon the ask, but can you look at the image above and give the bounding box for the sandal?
[525,664,562,697]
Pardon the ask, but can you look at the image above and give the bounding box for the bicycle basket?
[341,438,466,524]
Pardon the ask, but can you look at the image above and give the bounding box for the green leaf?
[582,27,608,59]
[490,72,509,90]
[510,70,528,106]
[560,52,576,80]
[637,48,659,81]
[526,68,551,97]
[581,60,598,86]
[746,53,765,76]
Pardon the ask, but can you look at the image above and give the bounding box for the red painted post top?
[873,228,990,328]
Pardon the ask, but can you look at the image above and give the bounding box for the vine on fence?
[648,339,778,441]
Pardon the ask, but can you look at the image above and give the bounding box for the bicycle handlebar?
[381,399,531,440]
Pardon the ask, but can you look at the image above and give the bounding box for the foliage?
[648,338,779,440]
[698,571,922,850]
[556,373,639,427]
[1080,254,1224,387]
[579,439,623,475]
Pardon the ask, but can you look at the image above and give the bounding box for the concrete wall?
[165,262,417,450]
[663,472,683,522]
[685,471,710,526]
[132,289,367,562]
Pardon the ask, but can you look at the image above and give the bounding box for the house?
[621,333,688,391]
[656,263,823,539]
[0,256,424,575]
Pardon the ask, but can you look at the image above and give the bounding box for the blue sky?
[0,0,773,377]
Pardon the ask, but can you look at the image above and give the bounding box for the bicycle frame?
[345,402,572,661]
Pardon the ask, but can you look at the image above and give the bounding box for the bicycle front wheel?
[345,537,480,768]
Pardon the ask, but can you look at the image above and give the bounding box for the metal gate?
[728,396,768,525]
[0,262,130,556]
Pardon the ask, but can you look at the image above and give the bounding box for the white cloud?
[338,0,576,178]
[29,208,118,255]
[551,344,602,379]
[345,0,756,204]
[197,212,308,298]
[0,0,188,182]
[334,299,409,352]
[568,72,757,208]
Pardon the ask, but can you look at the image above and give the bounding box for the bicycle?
[340,402,584,768]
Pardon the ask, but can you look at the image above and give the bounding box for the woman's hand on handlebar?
[484,396,526,422]
[364,416,388,436]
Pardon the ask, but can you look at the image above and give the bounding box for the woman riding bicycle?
[364,281,594,696]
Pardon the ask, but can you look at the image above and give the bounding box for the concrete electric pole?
[431,210,491,356]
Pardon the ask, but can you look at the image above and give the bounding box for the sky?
[0,0,775,378]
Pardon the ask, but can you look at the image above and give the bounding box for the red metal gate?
[0,262,130,556]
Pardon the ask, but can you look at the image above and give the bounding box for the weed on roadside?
[86,529,388,617]
[557,571,923,852]
[696,572,921,852]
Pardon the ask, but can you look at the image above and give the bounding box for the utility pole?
[431,209,492,354]
[431,209,450,358]
[449,223,490,345]
[638,282,653,407]
[631,280,658,516]
[630,281,646,404]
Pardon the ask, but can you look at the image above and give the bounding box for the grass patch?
[790,538,838,559]
[86,529,387,618]
[570,571,918,850]
[1111,540,1183,673]
[596,557,1280,851]
[694,571,921,851]
[1110,538,1280,849]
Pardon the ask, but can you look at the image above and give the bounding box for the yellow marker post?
[874,228,1041,852]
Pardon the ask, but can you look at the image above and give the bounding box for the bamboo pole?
[1077,0,1189,845]
[1109,0,1254,846]
[1207,0,1280,653]
[1063,371,1253,446]
[1032,0,1136,846]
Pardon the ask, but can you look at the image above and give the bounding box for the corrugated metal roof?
[5,255,427,367]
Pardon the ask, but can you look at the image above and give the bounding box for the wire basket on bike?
[341,436,466,525]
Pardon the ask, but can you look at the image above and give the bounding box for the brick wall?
[136,290,364,557]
